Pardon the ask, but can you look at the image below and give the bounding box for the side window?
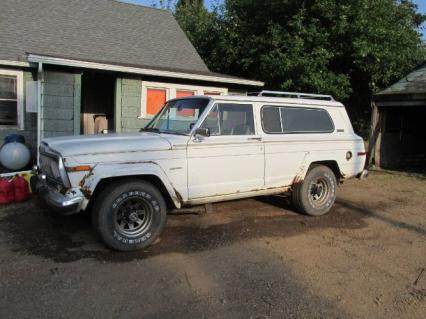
[201,105,220,135]
[261,106,334,133]
[201,103,255,136]
[262,107,282,133]
[281,107,334,133]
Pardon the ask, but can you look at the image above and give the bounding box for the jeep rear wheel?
[92,180,167,251]
[292,165,337,216]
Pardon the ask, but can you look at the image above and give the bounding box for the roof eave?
[0,59,36,68]
[374,90,426,97]
[27,54,264,87]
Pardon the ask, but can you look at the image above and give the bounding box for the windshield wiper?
[158,131,188,136]
[140,127,160,133]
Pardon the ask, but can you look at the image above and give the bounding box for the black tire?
[92,179,167,251]
[292,165,337,216]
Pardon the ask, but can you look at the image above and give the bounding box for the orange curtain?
[176,90,195,117]
[204,91,221,96]
[147,89,167,115]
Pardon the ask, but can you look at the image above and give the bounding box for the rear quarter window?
[261,106,334,134]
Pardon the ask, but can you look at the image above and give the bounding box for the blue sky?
[120,0,219,9]
[415,0,426,39]
[120,0,426,39]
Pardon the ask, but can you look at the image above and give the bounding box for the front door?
[187,103,264,199]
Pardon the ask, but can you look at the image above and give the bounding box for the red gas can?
[0,178,14,204]
[12,175,30,202]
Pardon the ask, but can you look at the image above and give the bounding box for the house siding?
[42,71,80,138]
[119,77,147,132]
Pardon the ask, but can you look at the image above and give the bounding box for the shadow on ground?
[0,196,377,263]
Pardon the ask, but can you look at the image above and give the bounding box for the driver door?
[187,103,264,199]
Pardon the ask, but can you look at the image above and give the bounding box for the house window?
[140,81,227,118]
[204,91,222,96]
[176,90,195,98]
[146,88,167,115]
[176,90,195,117]
[0,70,23,128]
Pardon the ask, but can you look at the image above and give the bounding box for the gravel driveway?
[0,171,425,318]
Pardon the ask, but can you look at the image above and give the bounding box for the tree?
[176,0,203,6]
[174,0,426,136]
[174,0,222,70]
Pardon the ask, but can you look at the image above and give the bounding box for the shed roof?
[0,0,210,74]
[376,62,426,96]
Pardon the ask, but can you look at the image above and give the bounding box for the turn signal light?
[66,165,92,172]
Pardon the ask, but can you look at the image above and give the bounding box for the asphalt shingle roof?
[376,62,426,96]
[0,0,209,74]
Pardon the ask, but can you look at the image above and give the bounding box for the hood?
[42,133,172,157]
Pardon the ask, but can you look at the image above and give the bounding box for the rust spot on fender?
[291,152,310,186]
[292,174,304,185]
[175,190,183,203]
[171,184,183,204]
[79,170,94,188]
[81,186,92,199]
[78,165,96,199]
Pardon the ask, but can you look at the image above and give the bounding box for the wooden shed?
[369,63,426,170]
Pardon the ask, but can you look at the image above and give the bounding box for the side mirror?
[194,127,210,137]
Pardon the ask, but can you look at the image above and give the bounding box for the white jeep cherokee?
[34,91,368,251]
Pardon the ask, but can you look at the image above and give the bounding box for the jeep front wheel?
[92,180,167,251]
[292,165,337,216]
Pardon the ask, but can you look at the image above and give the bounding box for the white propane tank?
[0,142,31,171]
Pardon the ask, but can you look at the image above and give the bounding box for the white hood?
[42,133,172,157]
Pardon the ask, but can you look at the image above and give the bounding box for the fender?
[78,161,182,210]
[292,152,342,184]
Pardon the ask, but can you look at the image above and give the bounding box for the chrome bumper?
[31,175,84,215]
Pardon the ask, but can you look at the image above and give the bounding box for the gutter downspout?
[37,62,43,165]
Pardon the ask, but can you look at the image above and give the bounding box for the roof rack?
[248,90,335,101]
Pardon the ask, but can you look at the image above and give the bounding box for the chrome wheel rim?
[308,177,329,207]
[114,197,153,237]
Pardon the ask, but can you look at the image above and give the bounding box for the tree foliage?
[172,0,426,135]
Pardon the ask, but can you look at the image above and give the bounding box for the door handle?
[248,137,262,141]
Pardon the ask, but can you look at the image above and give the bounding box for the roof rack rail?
[248,90,335,101]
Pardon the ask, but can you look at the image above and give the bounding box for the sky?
[415,0,426,39]
[120,0,219,10]
[120,0,426,39]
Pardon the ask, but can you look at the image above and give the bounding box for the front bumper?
[31,175,84,215]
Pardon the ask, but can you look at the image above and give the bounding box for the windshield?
[143,98,210,135]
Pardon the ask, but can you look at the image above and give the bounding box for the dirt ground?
[0,171,425,319]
